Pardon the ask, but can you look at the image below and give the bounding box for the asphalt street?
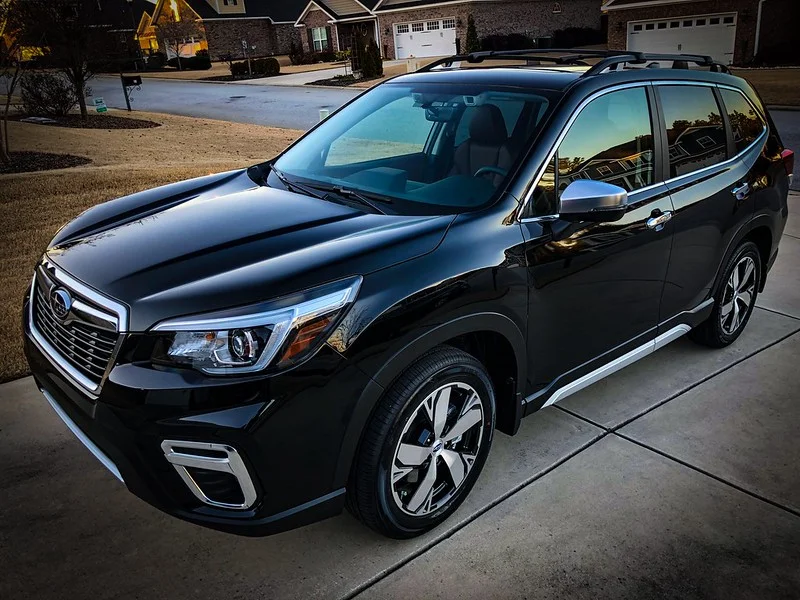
[90,76,360,130]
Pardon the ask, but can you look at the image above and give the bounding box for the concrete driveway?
[1,193,798,599]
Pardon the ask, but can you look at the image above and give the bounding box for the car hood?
[46,170,453,331]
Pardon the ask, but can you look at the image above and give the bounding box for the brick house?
[294,1,381,55]
[603,0,800,65]
[145,0,304,60]
[375,0,602,59]
[294,0,603,60]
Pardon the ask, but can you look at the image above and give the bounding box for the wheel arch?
[332,312,527,489]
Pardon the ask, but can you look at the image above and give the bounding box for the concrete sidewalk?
[0,194,798,600]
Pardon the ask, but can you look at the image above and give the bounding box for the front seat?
[450,104,511,186]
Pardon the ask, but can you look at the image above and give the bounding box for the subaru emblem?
[50,288,72,321]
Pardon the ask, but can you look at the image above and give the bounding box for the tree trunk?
[77,84,88,120]
[0,120,9,164]
[176,53,182,71]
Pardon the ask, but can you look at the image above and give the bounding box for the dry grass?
[133,59,345,81]
[731,68,800,107]
[0,111,301,382]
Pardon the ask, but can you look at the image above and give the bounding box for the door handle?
[731,182,751,201]
[646,210,672,230]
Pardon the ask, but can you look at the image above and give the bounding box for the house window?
[709,17,720,25]
[442,18,456,29]
[412,22,424,32]
[645,23,654,30]
[657,22,667,29]
[427,21,440,30]
[723,16,734,24]
[311,27,328,51]
[683,20,693,27]
[696,18,706,26]
[670,21,679,28]
[633,24,642,31]
[396,24,409,34]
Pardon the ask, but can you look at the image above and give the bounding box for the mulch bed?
[200,75,280,82]
[306,75,381,87]
[0,151,92,174]
[12,114,161,129]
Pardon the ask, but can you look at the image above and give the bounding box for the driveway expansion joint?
[614,431,800,519]
[341,430,608,600]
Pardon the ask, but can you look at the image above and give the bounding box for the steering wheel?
[474,166,508,179]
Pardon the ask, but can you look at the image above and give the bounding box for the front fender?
[331,312,526,489]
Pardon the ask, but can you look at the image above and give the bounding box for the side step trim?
[536,322,696,409]
[41,388,124,483]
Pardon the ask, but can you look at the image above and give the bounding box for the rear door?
[655,83,753,330]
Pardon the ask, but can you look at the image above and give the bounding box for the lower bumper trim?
[41,388,125,483]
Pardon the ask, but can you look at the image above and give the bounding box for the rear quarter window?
[720,88,766,154]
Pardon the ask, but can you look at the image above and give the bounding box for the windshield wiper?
[268,165,390,215]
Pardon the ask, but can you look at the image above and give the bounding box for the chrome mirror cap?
[559,180,628,216]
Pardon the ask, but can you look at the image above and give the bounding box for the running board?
[527,299,714,410]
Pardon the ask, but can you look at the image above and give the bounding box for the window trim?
[518,81,768,223]
[718,85,769,155]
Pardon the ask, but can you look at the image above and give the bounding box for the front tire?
[347,346,495,538]
[690,241,761,348]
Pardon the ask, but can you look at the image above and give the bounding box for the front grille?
[31,266,121,391]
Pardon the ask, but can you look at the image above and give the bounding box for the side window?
[720,89,766,153]
[658,85,727,178]
[525,87,654,217]
[326,96,434,167]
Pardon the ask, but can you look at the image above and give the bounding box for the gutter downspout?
[754,0,769,60]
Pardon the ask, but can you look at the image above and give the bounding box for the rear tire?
[690,241,761,348]
[346,345,495,539]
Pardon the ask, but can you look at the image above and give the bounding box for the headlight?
[150,277,361,375]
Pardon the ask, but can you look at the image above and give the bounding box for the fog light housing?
[160,440,257,510]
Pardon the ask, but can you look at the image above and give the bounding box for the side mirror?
[558,180,628,222]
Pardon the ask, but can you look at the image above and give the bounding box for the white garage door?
[627,13,736,65]
[395,18,457,59]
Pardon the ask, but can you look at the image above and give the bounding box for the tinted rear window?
[658,85,727,178]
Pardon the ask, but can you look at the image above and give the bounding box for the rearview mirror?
[558,180,628,222]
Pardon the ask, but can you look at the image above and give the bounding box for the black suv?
[24,50,793,538]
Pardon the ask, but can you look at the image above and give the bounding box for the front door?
[519,85,674,406]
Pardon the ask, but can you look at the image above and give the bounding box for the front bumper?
[23,294,374,536]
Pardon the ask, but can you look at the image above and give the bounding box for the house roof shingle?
[181,0,309,22]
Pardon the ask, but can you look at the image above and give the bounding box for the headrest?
[469,104,507,145]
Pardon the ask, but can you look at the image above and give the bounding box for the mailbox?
[122,75,142,87]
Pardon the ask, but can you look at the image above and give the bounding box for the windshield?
[272,82,556,215]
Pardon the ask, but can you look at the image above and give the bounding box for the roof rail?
[416,48,730,76]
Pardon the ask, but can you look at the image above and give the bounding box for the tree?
[1,0,24,162]
[16,0,103,120]
[156,10,201,71]
[465,14,480,53]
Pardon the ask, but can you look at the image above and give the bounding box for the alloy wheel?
[720,255,756,335]
[390,382,484,516]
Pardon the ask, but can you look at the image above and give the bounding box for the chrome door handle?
[732,182,751,201]
[646,210,672,230]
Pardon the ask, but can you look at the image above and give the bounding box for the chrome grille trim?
[28,260,128,397]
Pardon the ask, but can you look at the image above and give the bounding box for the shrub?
[480,33,535,52]
[166,51,211,70]
[146,52,167,70]
[361,40,383,78]
[21,72,79,117]
[335,49,351,62]
[465,14,480,53]
[229,57,280,78]
[551,27,606,48]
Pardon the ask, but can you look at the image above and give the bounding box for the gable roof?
[91,0,159,31]
[602,0,713,10]
[295,0,375,23]
[154,0,308,23]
